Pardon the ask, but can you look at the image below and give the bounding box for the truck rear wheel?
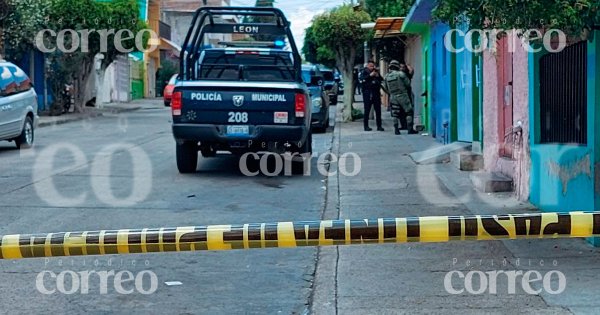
[298,132,312,154]
[176,141,198,173]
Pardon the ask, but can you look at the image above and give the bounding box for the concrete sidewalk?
[310,100,600,314]
[38,98,165,128]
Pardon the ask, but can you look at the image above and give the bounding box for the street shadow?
[0,142,19,154]
[189,152,320,180]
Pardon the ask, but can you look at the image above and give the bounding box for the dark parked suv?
[319,66,339,105]
[301,65,330,132]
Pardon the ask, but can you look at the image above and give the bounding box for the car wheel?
[292,132,313,175]
[176,141,198,173]
[331,95,338,105]
[298,132,312,154]
[15,116,34,150]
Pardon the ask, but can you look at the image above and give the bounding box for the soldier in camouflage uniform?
[383,60,414,135]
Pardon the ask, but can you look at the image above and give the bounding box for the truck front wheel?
[176,141,198,173]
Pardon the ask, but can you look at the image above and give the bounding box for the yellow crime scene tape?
[1,211,599,259]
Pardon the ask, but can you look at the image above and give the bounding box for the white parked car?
[0,61,38,149]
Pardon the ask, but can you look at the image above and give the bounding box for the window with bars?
[539,41,587,144]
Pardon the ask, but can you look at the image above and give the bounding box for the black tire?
[292,132,313,175]
[176,141,198,173]
[15,116,34,150]
[298,132,312,154]
[331,95,338,105]
[317,110,330,133]
[313,122,327,134]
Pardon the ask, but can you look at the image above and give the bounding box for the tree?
[365,0,414,19]
[311,5,371,122]
[3,0,51,61]
[43,0,147,113]
[0,0,10,57]
[3,0,146,113]
[434,0,600,36]
[302,25,336,68]
[244,0,279,42]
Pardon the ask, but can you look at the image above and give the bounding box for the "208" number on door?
[228,112,248,123]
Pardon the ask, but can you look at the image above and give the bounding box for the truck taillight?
[295,93,306,118]
[172,91,182,116]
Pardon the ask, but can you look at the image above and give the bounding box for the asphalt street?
[0,104,337,314]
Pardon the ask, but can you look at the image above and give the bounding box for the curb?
[309,104,343,315]
[38,112,104,128]
[38,106,142,128]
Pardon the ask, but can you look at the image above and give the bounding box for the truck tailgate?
[177,85,306,125]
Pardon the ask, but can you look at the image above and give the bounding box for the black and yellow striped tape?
[1,211,598,259]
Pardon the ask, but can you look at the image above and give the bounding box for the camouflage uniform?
[383,61,413,135]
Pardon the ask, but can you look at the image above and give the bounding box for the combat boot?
[394,125,401,135]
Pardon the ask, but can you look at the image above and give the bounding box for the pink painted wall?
[482,31,531,201]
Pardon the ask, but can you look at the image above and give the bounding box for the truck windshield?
[198,51,295,82]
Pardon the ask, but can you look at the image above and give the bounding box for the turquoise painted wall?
[589,33,599,245]
[529,33,599,214]
[137,0,148,21]
[594,32,600,213]
[430,22,457,142]
[455,22,482,143]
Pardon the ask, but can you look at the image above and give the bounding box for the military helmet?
[389,60,401,67]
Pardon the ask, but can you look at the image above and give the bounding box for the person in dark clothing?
[398,63,418,134]
[360,60,384,131]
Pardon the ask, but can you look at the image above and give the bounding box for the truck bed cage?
[179,7,302,82]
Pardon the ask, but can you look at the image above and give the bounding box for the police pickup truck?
[172,7,315,173]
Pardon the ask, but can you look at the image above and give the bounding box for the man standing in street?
[360,60,384,131]
[383,60,414,135]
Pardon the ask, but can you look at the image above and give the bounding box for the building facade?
[161,0,232,47]
[482,32,532,200]
[528,32,600,218]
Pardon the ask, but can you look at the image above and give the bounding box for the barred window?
[539,41,587,144]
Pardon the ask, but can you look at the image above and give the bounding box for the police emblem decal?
[233,95,245,107]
